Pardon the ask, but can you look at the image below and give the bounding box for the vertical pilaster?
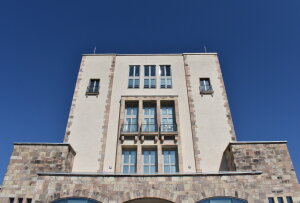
[157,143,163,173]
[137,144,142,173]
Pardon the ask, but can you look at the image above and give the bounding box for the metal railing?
[121,124,139,133]
[200,85,213,92]
[160,123,177,132]
[141,123,158,132]
[86,86,100,93]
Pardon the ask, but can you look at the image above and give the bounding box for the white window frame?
[144,65,156,88]
[122,149,137,174]
[160,65,172,88]
[128,65,140,88]
[163,149,178,173]
[143,149,157,174]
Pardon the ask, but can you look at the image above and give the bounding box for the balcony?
[141,124,158,133]
[160,123,177,133]
[86,86,100,95]
[121,124,139,134]
[200,85,213,94]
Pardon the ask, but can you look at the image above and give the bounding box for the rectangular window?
[86,79,100,94]
[122,149,137,174]
[9,198,14,203]
[163,149,178,173]
[160,102,176,132]
[123,102,138,132]
[160,65,172,88]
[128,65,140,88]
[27,199,32,203]
[142,103,157,132]
[200,78,213,93]
[143,149,157,174]
[286,196,293,203]
[268,198,275,203]
[144,65,156,88]
[18,198,23,203]
[277,197,284,203]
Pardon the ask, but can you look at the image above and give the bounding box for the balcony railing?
[200,85,213,93]
[141,123,158,133]
[86,86,100,94]
[160,123,177,133]
[121,124,139,133]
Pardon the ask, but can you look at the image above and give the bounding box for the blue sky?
[0,0,300,183]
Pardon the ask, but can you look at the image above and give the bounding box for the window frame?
[121,148,137,174]
[162,148,179,173]
[86,79,100,95]
[144,65,156,88]
[128,65,140,88]
[142,148,158,174]
[199,78,213,94]
[160,65,172,89]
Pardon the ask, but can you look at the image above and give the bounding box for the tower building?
[0,53,299,203]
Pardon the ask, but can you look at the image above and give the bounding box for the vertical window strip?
[122,149,137,174]
[124,104,138,132]
[277,197,284,203]
[143,149,157,174]
[144,65,156,88]
[163,149,178,173]
[160,65,172,88]
[286,196,293,203]
[161,104,175,132]
[128,65,140,88]
[268,197,275,203]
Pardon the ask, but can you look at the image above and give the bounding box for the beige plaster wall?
[186,54,235,172]
[66,55,114,172]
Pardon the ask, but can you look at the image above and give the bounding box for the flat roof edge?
[82,53,218,56]
[13,142,76,154]
[230,141,287,145]
[38,171,262,177]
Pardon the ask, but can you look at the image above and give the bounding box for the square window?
[86,79,100,94]
[200,78,213,94]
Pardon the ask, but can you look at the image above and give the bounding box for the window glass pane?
[210,199,231,203]
[160,66,165,76]
[128,79,133,88]
[134,79,139,88]
[144,79,149,88]
[150,151,156,164]
[135,66,140,76]
[171,166,176,173]
[286,197,293,203]
[130,151,136,163]
[164,166,170,173]
[277,197,284,203]
[144,165,149,173]
[161,79,165,88]
[130,165,136,173]
[151,79,156,88]
[151,66,156,76]
[167,79,172,88]
[68,199,87,203]
[144,152,149,163]
[150,165,156,173]
[132,108,138,116]
[144,66,149,76]
[123,153,129,164]
[129,66,134,76]
[166,66,171,76]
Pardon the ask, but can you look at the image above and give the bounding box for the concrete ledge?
[37,171,262,177]
[230,141,287,145]
[13,142,76,155]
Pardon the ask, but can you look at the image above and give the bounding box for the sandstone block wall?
[0,143,75,201]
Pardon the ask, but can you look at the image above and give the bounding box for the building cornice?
[229,141,287,145]
[13,142,76,155]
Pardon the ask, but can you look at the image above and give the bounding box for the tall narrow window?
[160,65,172,88]
[9,198,14,203]
[26,199,32,203]
[123,103,138,132]
[18,198,23,203]
[122,149,137,174]
[143,149,157,174]
[144,65,156,88]
[277,197,284,203]
[161,102,176,132]
[128,65,140,88]
[86,79,100,94]
[142,103,157,132]
[163,149,178,173]
[286,197,293,203]
[200,78,213,93]
[268,198,275,203]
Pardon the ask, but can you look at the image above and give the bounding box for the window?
[18,198,23,203]
[86,79,100,94]
[160,65,172,88]
[197,197,247,203]
[26,199,32,203]
[163,149,178,173]
[128,65,140,88]
[200,78,213,93]
[161,102,176,132]
[286,196,293,203]
[9,198,14,203]
[123,103,138,132]
[52,198,99,203]
[144,65,156,88]
[143,149,157,173]
[277,197,284,203]
[142,103,157,132]
[122,149,137,174]
[268,198,275,203]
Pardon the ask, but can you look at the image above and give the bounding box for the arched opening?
[197,197,247,203]
[125,198,174,203]
[52,197,100,203]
